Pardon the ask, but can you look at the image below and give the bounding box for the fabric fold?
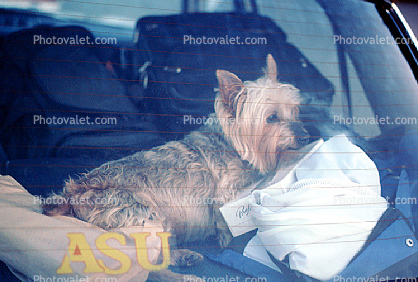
[244,135,388,280]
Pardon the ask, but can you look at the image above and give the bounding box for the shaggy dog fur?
[43,54,309,280]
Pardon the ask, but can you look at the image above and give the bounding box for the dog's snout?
[298,134,310,146]
[290,122,310,146]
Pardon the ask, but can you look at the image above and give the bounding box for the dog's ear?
[266,54,277,81]
[216,70,244,112]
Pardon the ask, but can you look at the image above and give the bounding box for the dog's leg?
[169,249,203,267]
[214,208,233,247]
[213,163,255,247]
[147,247,203,282]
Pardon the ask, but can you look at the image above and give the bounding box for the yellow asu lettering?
[96,232,131,274]
[131,232,171,271]
[57,232,171,274]
[57,233,103,274]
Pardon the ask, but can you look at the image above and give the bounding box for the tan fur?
[43,55,309,277]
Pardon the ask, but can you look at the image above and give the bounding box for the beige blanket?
[0,175,165,282]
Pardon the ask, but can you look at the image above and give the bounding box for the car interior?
[0,0,418,280]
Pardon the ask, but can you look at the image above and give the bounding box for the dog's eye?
[266,114,280,124]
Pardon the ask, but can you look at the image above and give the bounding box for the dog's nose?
[298,134,310,146]
[290,122,310,146]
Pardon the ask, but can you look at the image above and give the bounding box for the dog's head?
[215,54,309,174]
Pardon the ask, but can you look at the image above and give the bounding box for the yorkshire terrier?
[43,54,309,280]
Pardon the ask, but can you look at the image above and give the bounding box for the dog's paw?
[170,249,204,267]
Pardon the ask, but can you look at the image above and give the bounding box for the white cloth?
[244,134,388,280]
